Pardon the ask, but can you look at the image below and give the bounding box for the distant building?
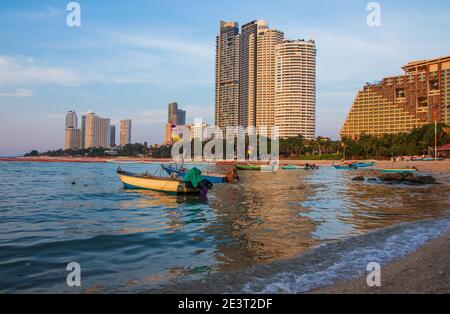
[341,55,450,138]
[64,110,81,150]
[177,109,186,125]
[80,115,86,149]
[164,122,173,145]
[110,125,116,147]
[168,102,179,124]
[64,128,81,150]
[120,119,132,146]
[65,110,78,129]
[191,118,209,141]
[167,102,186,125]
[85,111,111,148]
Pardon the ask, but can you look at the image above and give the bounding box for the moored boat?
[333,164,356,170]
[235,164,261,171]
[352,162,375,168]
[117,169,201,194]
[161,164,226,183]
[281,165,307,170]
[380,168,417,173]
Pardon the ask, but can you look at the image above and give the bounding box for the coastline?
[1,157,450,173]
[309,230,450,294]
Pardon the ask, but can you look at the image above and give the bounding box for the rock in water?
[352,176,365,181]
[378,172,436,185]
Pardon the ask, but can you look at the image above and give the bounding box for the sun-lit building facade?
[275,39,316,139]
[341,55,450,138]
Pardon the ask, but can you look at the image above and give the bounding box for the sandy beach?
[310,230,450,294]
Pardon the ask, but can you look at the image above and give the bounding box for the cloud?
[114,33,214,60]
[0,88,33,97]
[0,56,84,86]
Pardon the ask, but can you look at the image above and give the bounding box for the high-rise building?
[64,128,81,150]
[215,21,240,130]
[191,118,209,141]
[167,102,186,125]
[214,19,317,138]
[275,40,317,139]
[64,110,81,150]
[341,55,450,138]
[168,102,179,124]
[80,115,86,149]
[85,111,111,148]
[177,109,186,125]
[65,110,78,129]
[239,20,268,128]
[120,119,132,146]
[110,125,116,147]
[164,122,173,145]
[255,28,284,132]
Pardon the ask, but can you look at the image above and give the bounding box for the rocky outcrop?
[353,172,437,184]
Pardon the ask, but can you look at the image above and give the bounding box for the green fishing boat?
[235,164,261,170]
[281,165,306,170]
[380,168,417,173]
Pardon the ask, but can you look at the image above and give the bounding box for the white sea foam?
[242,217,450,293]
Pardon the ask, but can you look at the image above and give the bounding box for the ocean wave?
[241,216,450,293]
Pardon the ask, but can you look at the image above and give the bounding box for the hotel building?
[275,40,316,139]
[85,111,111,149]
[341,55,450,138]
[215,21,240,129]
[120,119,132,146]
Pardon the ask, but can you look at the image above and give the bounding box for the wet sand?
[309,231,450,294]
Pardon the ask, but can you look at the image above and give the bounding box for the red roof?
[438,143,450,151]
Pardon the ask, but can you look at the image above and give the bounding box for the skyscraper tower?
[120,119,132,146]
[255,28,284,132]
[168,102,179,124]
[85,111,111,149]
[215,21,240,130]
[80,114,86,149]
[65,110,78,129]
[275,40,316,139]
[110,125,116,147]
[239,20,268,128]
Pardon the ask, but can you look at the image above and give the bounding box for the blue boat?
[380,168,417,173]
[333,162,375,170]
[352,162,375,168]
[161,164,227,183]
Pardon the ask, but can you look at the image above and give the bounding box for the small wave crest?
[241,217,450,293]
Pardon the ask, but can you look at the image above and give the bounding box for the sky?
[0,0,449,156]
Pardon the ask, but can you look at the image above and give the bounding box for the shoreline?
[1,157,449,173]
[309,230,450,294]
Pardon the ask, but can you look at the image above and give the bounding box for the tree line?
[25,124,449,160]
